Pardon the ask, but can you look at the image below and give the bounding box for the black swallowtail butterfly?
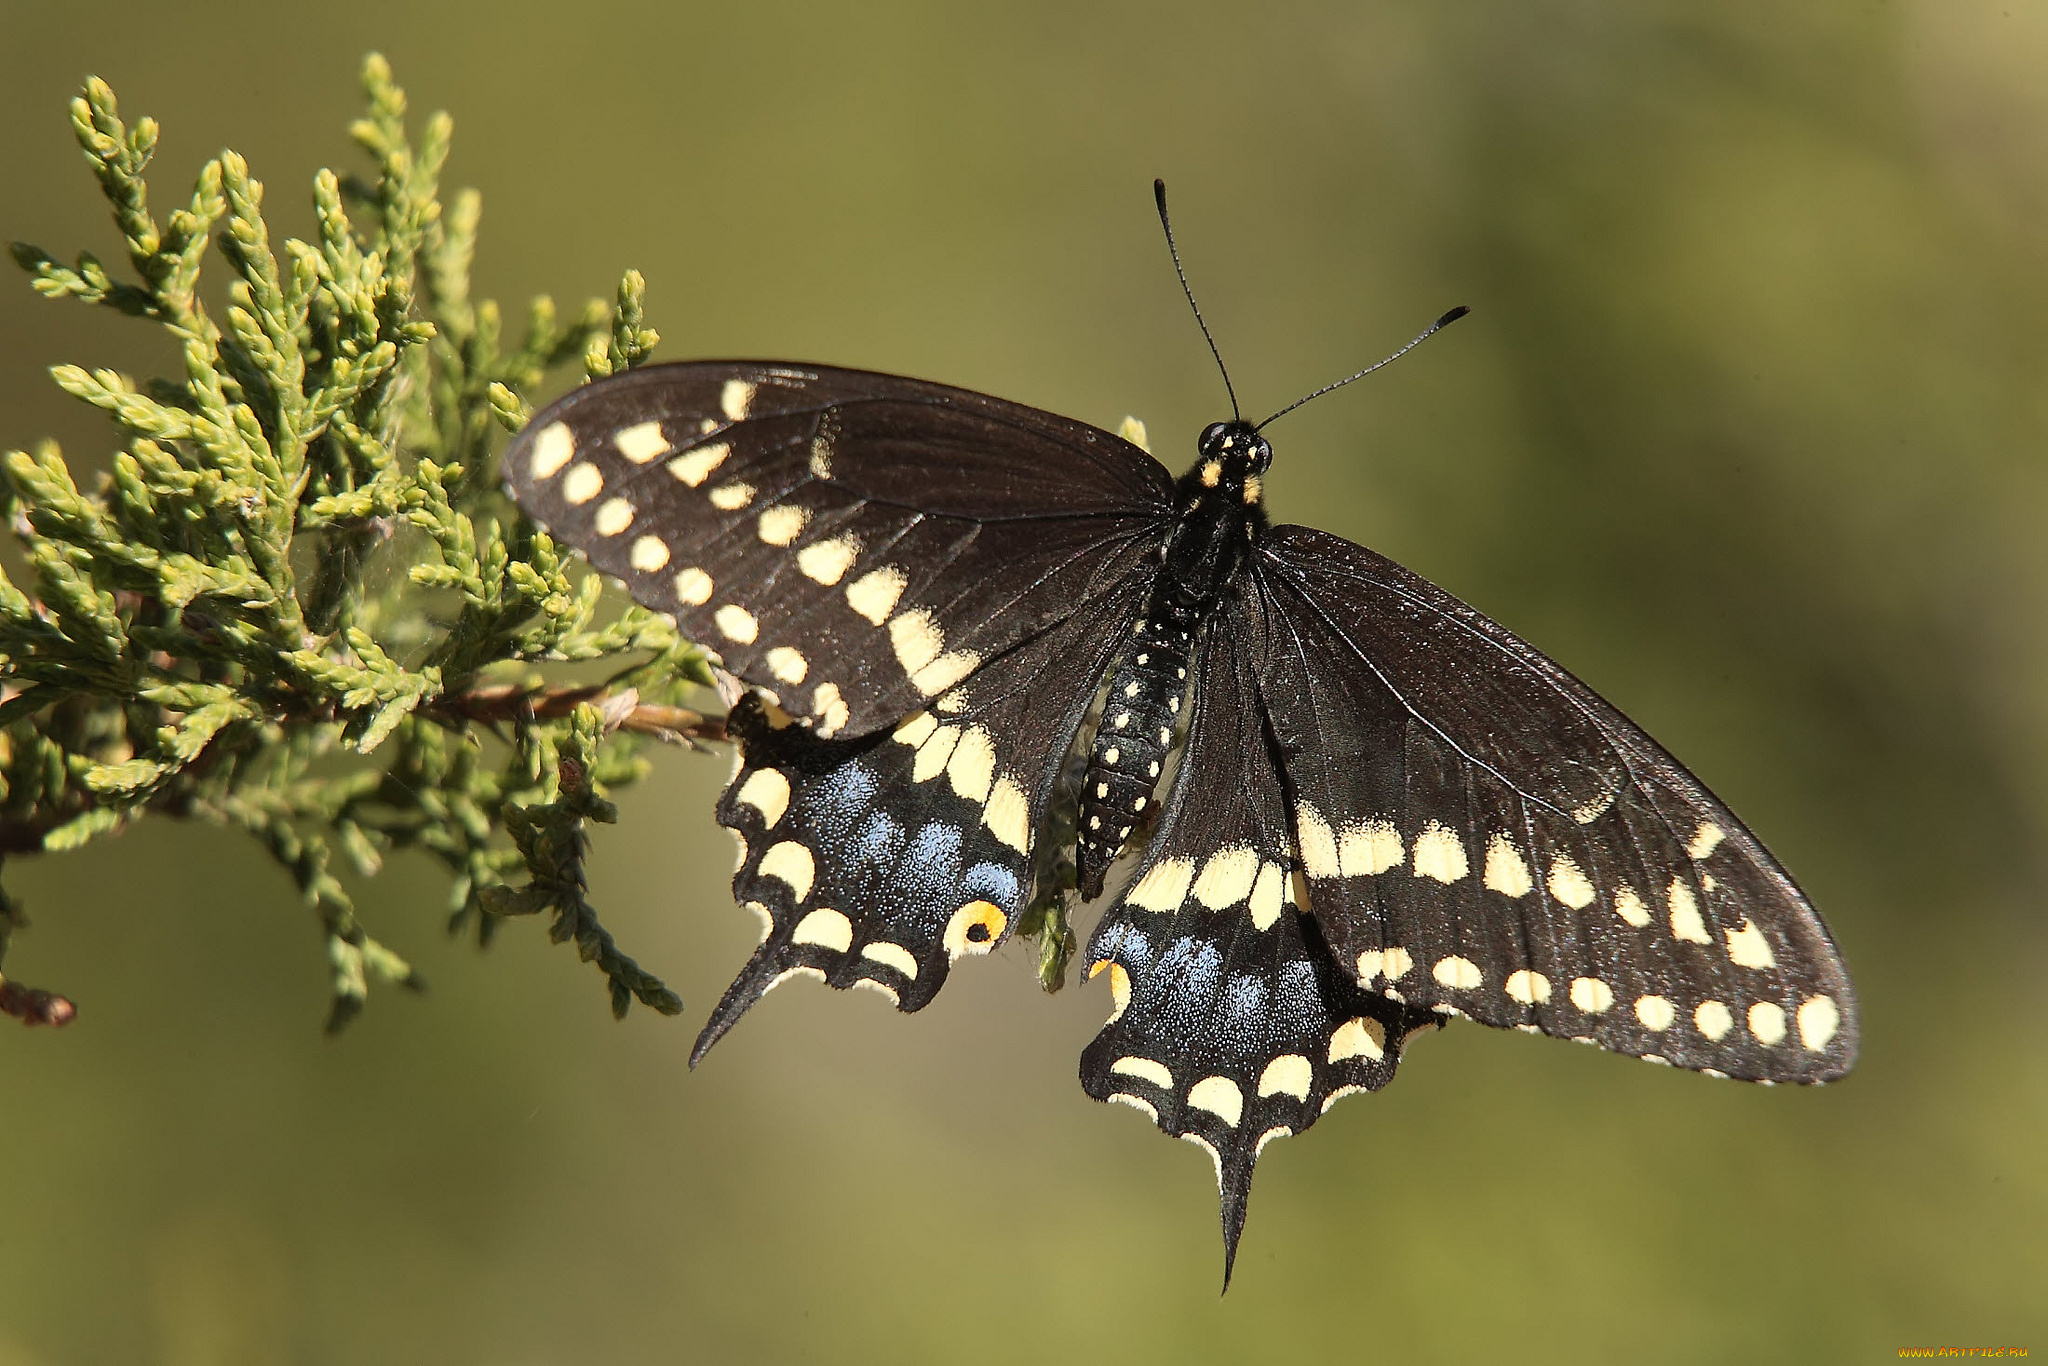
[503,184,1856,1283]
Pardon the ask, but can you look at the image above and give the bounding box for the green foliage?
[0,56,714,1029]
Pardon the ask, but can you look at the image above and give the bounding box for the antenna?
[1255,306,1469,432]
[1154,179,1240,423]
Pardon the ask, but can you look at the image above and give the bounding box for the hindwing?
[504,362,1174,739]
[1081,588,1436,1282]
[1249,526,1857,1082]
[696,564,1153,1062]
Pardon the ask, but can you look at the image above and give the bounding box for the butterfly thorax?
[1074,422,1271,899]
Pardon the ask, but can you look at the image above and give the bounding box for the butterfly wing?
[1080,583,1437,1283]
[697,561,1153,1060]
[505,362,1174,738]
[1249,525,1857,1083]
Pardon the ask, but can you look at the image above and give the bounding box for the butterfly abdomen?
[1076,594,1200,899]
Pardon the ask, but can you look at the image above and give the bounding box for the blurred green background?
[2,1,2043,1361]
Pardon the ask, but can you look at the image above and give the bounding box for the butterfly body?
[503,356,1857,1284]
[1076,421,1271,897]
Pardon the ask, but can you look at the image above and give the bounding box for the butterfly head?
[1192,420,1272,508]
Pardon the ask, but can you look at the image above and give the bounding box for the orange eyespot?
[945,900,1007,957]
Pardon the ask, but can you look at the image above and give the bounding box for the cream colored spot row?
[911,723,960,783]
[667,442,729,487]
[1694,999,1734,1041]
[1613,882,1651,927]
[1484,835,1533,897]
[1548,854,1595,909]
[714,604,759,644]
[810,681,849,738]
[1687,822,1725,860]
[766,646,809,685]
[846,566,907,624]
[1355,947,1413,985]
[1724,918,1776,969]
[1111,1055,1173,1089]
[1635,994,1675,1031]
[1327,1016,1386,1063]
[759,841,816,902]
[1797,995,1840,1051]
[1187,1075,1244,1127]
[1748,1000,1787,1045]
[757,504,811,547]
[562,462,604,506]
[1127,857,1196,913]
[1570,976,1615,1013]
[629,536,670,572]
[1339,819,1404,876]
[1257,1054,1313,1101]
[1191,845,1260,911]
[1296,804,1338,877]
[1668,878,1711,944]
[861,941,920,980]
[593,497,635,537]
[529,422,575,479]
[1247,861,1286,931]
[893,710,937,747]
[709,480,756,511]
[673,567,714,605]
[1411,822,1469,884]
[945,726,997,804]
[1504,969,1550,1004]
[797,533,861,586]
[614,421,670,464]
[720,378,756,421]
[792,908,853,951]
[983,776,1031,855]
[734,768,791,828]
[1432,955,1482,990]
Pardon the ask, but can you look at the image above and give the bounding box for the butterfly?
[501,183,1857,1283]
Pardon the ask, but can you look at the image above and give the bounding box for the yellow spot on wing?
[1504,969,1550,1004]
[1126,857,1196,912]
[1797,994,1840,1050]
[1613,883,1650,927]
[1257,1054,1313,1100]
[758,841,816,901]
[1338,819,1404,875]
[1327,1017,1386,1063]
[1548,855,1595,909]
[845,566,907,625]
[1694,999,1733,1041]
[672,567,714,605]
[614,421,670,463]
[892,710,937,747]
[1296,804,1339,877]
[713,604,758,643]
[667,442,729,486]
[983,776,1031,854]
[765,646,809,685]
[1748,1000,1786,1045]
[1187,1076,1244,1127]
[1411,822,1469,883]
[944,726,996,803]
[1725,918,1776,969]
[1432,955,1482,990]
[709,480,755,511]
[1483,835,1533,897]
[1635,994,1675,1030]
[791,908,852,951]
[1246,861,1286,930]
[562,462,603,505]
[720,378,756,421]
[757,504,811,546]
[1116,415,1150,452]
[593,497,635,536]
[796,534,860,585]
[1110,1056,1172,1089]
[861,941,919,980]
[1191,845,1260,910]
[1687,822,1725,860]
[1667,878,1711,944]
[733,768,790,827]
[1570,977,1614,1013]
[911,725,960,783]
[529,422,575,478]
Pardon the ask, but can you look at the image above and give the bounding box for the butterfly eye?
[1199,421,1233,453]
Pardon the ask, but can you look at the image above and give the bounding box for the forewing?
[1080,589,1436,1282]
[1251,525,1856,1083]
[505,361,1174,739]
[695,562,1153,1062]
